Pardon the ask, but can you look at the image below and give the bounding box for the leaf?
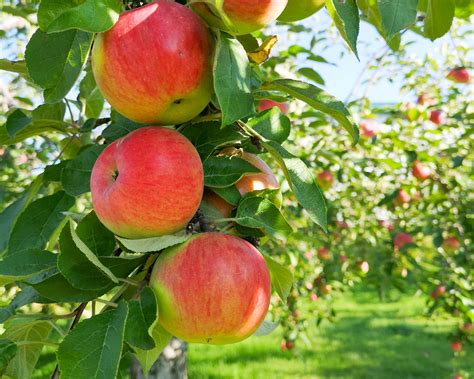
[76,211,116,257]
[38,0,122,33]
[0,287,50,324]
[247,108,291,143]
[265,79,359,143]
[2,319,52,379]
[0,339,17,375]
[263,141,327,231]
[0,59,28,76]
[5,109,31,138]
[102,112,144,143]
[204,156,261,188]
[0,249,57,286]
[7,191,75,256]
[61,144,106,196]
[181,121,243,161]
[253,320,279,337]
[247,35,278,64]
[235,196,292,240]
[117,232,190,254]
[25,29,93,103]
[424,0,455,40]
[263,255,293,301]
[134,324,172,375]
[378,0,418,40]
[44,161,70,182]
[297,67,325,85]
[213,32,255,127]
[325,0,360,58]
[57,301,128,379]
[125,287,158,350]
[210,186,241,206]
[79,70,105,119]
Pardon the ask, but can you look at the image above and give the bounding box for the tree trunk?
[129,338,188,379]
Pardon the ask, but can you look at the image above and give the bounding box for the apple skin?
[201,189,233,218]
[394,189,411,206]
[90,127,203,239]
[316,170,334,191]
[258,99,289,115]
[359,119,379,138]
[447,67,470,83]
[193,0,287,35]
[379,220,394,232]
[429,110,446,125]
[318,247,331,261]
[442,236,460,253]
[430,285,446,299]
[451,341,463,352]
[235,152,279,196]
[417,94,436,106]
[150,232,271,344]
[278,0,325,22]
[92,1,213,125]
[412,161,432,181]
[393,232,413,250]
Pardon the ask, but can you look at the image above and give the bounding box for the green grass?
[188,289,473,379]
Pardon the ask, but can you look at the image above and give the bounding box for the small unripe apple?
[393,232,413,250]
[316,170,334,191]
[357,261,370,274]
[257,99,289,115]
[92,1,213,124]
[412,161,432,181]
[451,341,462,352]
[447,67,470,83]
[91,127,203,239]
[193,0,288,35]
[278,0,325,22]
[359,119,379,138]
[442,236,460,253]
[394,189,411,206]
[150,232,271,344]
[429,110,446,125]
[431,285,446,299]
[318,247,331,261]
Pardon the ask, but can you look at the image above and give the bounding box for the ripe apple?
[201,189,233,218]
[453,374,463,379]
[316,170,334,190]
[394,189,411,206]
[310,293,318,301]
[357,261,370,274]
[150,232,271,344]
[257,99,289,115]
[285,340,295,350]
[429,110,446,125]
[278,0,325,22]
[412,161,432,181]
[393,232,413,250]
[91,127,203,239]
[451,341,462,352]
[447,67,470,83]
[193,0,287,35]
[442,236,460,253]
[431,285,446,299]
[92,1,213,125]
[234,151,279,196]
[318,247,331,261]
[359,119,379,138]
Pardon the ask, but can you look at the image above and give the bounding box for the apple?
[91,127,203,239]
[451,341,462,352]
[310,293,318,301]
[442,236,460,253]
[318,247,331,261]
[359,119,379,138]
[201,189,233,218]
[394,189,411,206]
[357,261,370,274]
[461,322,473,333]
[393,232,413,250]
[150,232,271,344]
[193,0,288,35]
[92,1,213,125]
[412,161,432,181]
[278,0,325,22]
[447,67,470,83]
[304,251,314,260]
[431,285,446,299]
[258,99,289,115]
[379,220,394,232]
[339,255,348,263]
[305,281,313,290]
[320,284,332,295]
[453,374,463,379]
[417,94,436,106]
[336,220,349,229]
[429,110,446,125]
[280,340,288,351]
[316,170,334,190]
[233,151,279,196]
[285,340,295,350]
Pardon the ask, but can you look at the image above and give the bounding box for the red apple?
[339,255,348,263]
[451,341,462,352]
[461,322,473,333]
[318,247,331,261]
[447,67,470,83]
[150,232,271,344]
[234,152,279,196]
[278,0,325,22]
[257,99,289,115]
[431,285,446,299]
[92,1,213,125]
[359,119,379,138]
[201,189,233,218]
[412,161,432,181]
[336,220,349,229]
[442,236,460,253]
[310,293,318,301]
[304,251,314,260]
[417,94,436,106]
[316,170,334,191]
[393,232,413,250]
[285,340,295,350]
[429,110,446,125]
[394,189,411,206]
[91,127,203,239]
[193,0,287,35]
[452,374,463,379]
[280,340,288,351]
[379,220,394,232]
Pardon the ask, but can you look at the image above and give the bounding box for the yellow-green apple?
[429,110,446,125]
[258,99,289,114]
[442,236,460,253]
[317,247,331,261]
[394,189,410,206]
[447,67,470,83]
[393,232,413,250]
[430,285,445,299]
[150,232,271,344]
[412,161,432,181]
[278,0,325,22]
[91,127,203,238]
[451,341,462,352]
[316,170,334,190]
[359,119,379,138]
[92,1,213,125]
[192,0,287,35]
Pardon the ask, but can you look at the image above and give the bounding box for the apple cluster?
[88,0,324,345]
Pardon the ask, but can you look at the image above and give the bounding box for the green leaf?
[79,70,105,119]
[263,255,293,301]
[0,287,50,324]
[0,59,28,76]
[235,196,292,240]
[378,0,418,40]
[102,112,144,143]
[263,141,327,231]
[8,191,75,256]
[248,108,291,144]
[253,320,279,337]
[44,161,70,182]
[424,0,455,40]
[455,0,474,18]
[5,110,31,138]
[0,339,17,375]
[125,287,158,350]
[181,121,243,161]
[0,249,57,286]
[204,156,261,188]
[265,79,359,143]
[61,144,105,196]
[210,186,241,206]
[325,0,360,58]
[117,232,190,254]
[25,29,93,103]
[57,301,128,379]
[76,211,116,257]
[38,0,121,33]
[2,319,52,379]
[134,324,172,375]
[297,67,325,85]
[213,32,255,126]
